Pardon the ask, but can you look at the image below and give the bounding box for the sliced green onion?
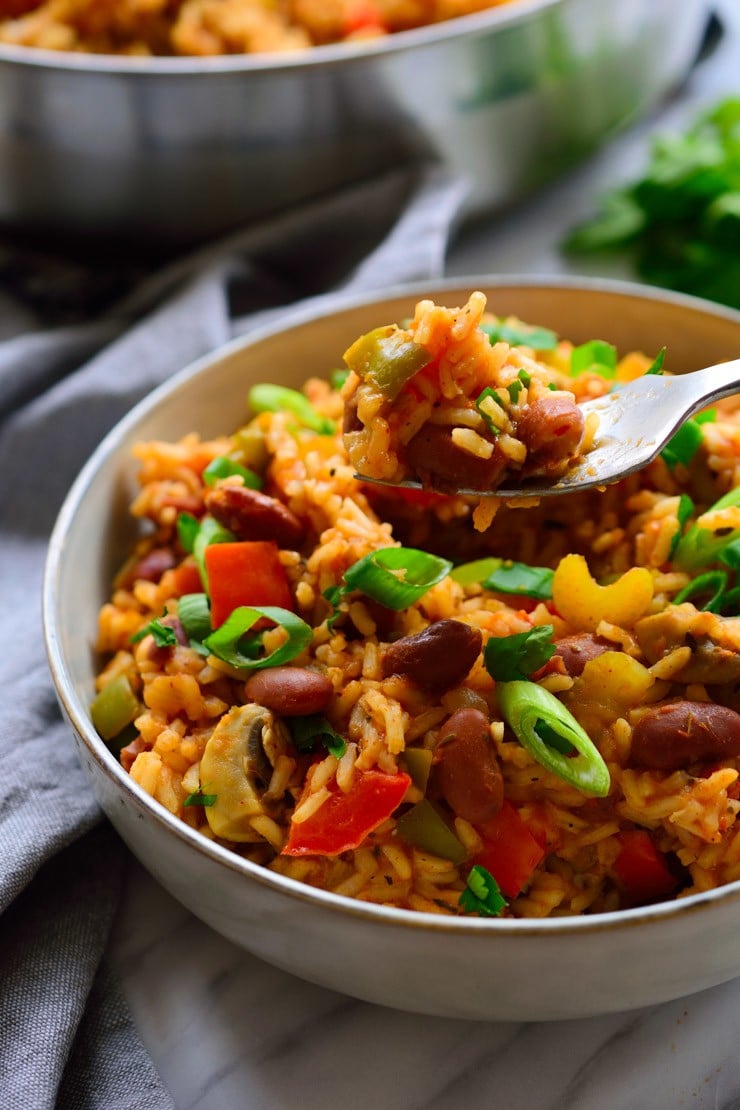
[497,680,610,797]
[475,387,506,435]
[719,585,740,615]
[517,368,532,387]
[508,379,525,404]
[130,617,177,648]
[177,511,200,554]
[178,593,212,645]
[480,320,558,351]
[719,538,740,570]
[204,606,312,672]
[450,557,503,586]
[570,340,617,378]
[193,515,234,590]
[91,675,140,743]
[290,715,346,760]
[394,800,467,863]
[322,584,346,630]
[645,347,667,375]
[343,547,453,611]
[661,420,704,469]
[330,368,350,391]
[183,791,217,807]
[202,455,262,490]
[668,494,695,560]
[459,865,506,917]
[484,626,556,683]
[673,487,740,570]
[343,325,432,401]
[248,384,335,435]
[484,561,554,601]
[673,570,729,612]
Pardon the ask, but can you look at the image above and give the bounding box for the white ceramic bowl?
[44,277,740,1021]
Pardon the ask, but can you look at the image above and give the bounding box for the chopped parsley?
[459,865,506,917]
[130,617,177,648]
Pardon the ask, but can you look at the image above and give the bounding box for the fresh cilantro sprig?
[564,97,740,310]
[130,616,177,648]
[290,715,347,760]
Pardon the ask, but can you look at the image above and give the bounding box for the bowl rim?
[0,0,564,75]
[44,273,740,938]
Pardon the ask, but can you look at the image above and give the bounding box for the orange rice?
[93,293,740,918]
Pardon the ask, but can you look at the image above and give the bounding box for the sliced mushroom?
[634,603,740,685]
[199,703,290,841]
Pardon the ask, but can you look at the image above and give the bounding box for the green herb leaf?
[718,538,740,570]
[570,340,618,378]
[343,547,453,612]
[177,512,200,554]
[484,625,556,682]
[481,321,559,351]
[178,593,212,647]
[183,791,217,807]
[459,865,507,917]
[204,606,312,672]
[202,455,262,490]
[563,97,740,311]
[130,617,177,648]
[484,561,554,601]
[248,384,335,435]
[290,715,346,760]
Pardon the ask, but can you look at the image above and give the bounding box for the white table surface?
[110,6,740,1107]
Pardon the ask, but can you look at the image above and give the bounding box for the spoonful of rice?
[354,358,740,500]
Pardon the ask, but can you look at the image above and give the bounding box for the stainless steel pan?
[0,0,710,245]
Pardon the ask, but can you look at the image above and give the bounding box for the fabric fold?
[0,167,466,1108]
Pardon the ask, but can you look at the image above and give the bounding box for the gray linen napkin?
[0,167,466,1110]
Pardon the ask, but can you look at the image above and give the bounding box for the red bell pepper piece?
[205,541,293,628]
[168,561,204,598]
[282,769,411,857]
[613,830,678,903]
[474,801,546,898]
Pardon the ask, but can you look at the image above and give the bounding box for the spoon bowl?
[357,357,740,499]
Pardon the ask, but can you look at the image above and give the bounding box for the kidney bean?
[244,666,332,716]
[554,633,613,677]
[120,736,146,773]
[406,424,506,491]
[631,700,740,770]
[121,547,177,587]
[435,708,503,823]
[205,485,305,549]
[382,620,482,692]
[518,396,584,471]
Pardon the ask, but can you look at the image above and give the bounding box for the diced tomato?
[613,830,678,904]
[205,541,293,628]
[282,770,411,856]
[474,801,546,898]
[168,561,204,598]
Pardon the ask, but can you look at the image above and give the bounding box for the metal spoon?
[356,358,740,499]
